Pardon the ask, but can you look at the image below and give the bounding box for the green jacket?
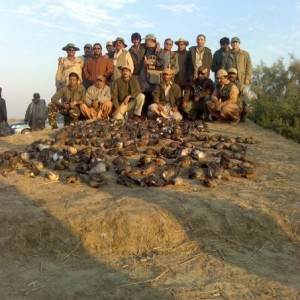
[224,49,252,84]
[111,76,142,109]
[51,84,86,105]
[152,82,182,108]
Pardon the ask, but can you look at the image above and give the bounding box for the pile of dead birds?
[0,118,256,188]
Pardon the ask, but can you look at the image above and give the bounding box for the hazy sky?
[0,0,299,118]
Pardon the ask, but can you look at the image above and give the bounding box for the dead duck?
[188,166,206,180]
[160,164,179,182]
[65,174,80,184]
[45,170,60,181]
[88,173,108,188]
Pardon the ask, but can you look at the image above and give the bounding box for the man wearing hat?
[81,75,112,120]
[182,66,215,120]
[56,43,83,90]
[111,66,145,120]
[228,67,251,122]
[112,37,134,82]
[139,33,164,115]
[207,69,240,123]
[174,38,190,91]
[225,37,252,85]
[148,68,183,121]
[78,43,93,63]
[24,93,47,131]
[105,41,115,59]
[211,37,231,80]
[83,43,113,88]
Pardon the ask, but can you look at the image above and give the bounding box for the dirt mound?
[69,198,187,256]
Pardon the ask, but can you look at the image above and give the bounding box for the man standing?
[225,37,252,85]
[56,43,83,90]
[157,38,179,75]
[81,75,112,120]
[78,43,93,63]
[83,43,113,88]
[188,34,213,81]
[111,66,145,120]
[207,69,240,123]
[49,72,85,127]
[112,37,134,81]
[182,66,215,120]
[0,87,7,124]
[24,93,47,131]
[174,38,190,92]
[227,67,251,122]
[148,68,183,121]
[105,41,115,59]
[129,32,145,77]
[211,37,230,78]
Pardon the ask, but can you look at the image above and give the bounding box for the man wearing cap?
[139,33,164,114]
[182,66,215,120]
[80,75,112,120]
[157,38,179,74]
[174,38,190,91]
[78,43,93,63]
[111,66,145,120]
[148,68,183,121]
[188,34,213,81]
[225,37,252,85]
[56,43,84,90]
[112,37,134,82]
[83,43,113,88]
[228,68,251,122]
[24,93,47,131]
[49,72,86,127]
[129,32,145,76]
[211,37,230,79]
[105,41,115,59]
[207,69,240,122]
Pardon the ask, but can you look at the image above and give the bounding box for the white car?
[10,116,64,134]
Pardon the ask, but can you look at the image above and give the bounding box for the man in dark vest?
[207,69,240,122]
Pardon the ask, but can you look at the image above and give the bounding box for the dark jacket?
[183,78,215,103]
[174,50,190,88]
[129,45,146,76]
[51,84,86,105]
[152,82,182,108]
[211,48,230,74]
[0,97,7,122]
[188,46,213,80]
[111,76,142,109]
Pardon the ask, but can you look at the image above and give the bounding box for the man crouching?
[207,69,240,123]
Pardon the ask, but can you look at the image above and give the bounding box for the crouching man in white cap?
[148,68,183,121]
[111,66,145,120]
[207,69,240,123]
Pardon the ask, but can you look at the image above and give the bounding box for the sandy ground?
[0,120,299,300]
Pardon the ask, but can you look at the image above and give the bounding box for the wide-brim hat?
[62,43,80,51]
[175,38,189,46]
[113,37,127,48]
[143,33,157,41]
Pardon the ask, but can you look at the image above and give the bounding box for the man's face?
[197,36,205,48]
[231,41,240,51]
[33,95,40,103]
[145,39,156,48]
[217,76,228,85]
[84,47,93,56]
[122,68,131,79]
[164,40,173,51]
[93,45,102,56]
[66,48,76,57]
[69,76,79,87]
[162,73,172,83]
[95,78,105,88]
[115,40,124,51]
[106,45,114,52]
[177,42,186,52]
[228,72,238,82]
[197,70,208,82]
[132,38,140,47]
[221,43,229,51]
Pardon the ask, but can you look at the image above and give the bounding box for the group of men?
[24,33,253,131]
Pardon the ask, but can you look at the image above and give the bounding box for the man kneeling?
[80,75,112,121]
[207,69,240,123]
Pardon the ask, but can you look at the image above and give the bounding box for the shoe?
[132,114,141,122]
[52,124,58,129]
